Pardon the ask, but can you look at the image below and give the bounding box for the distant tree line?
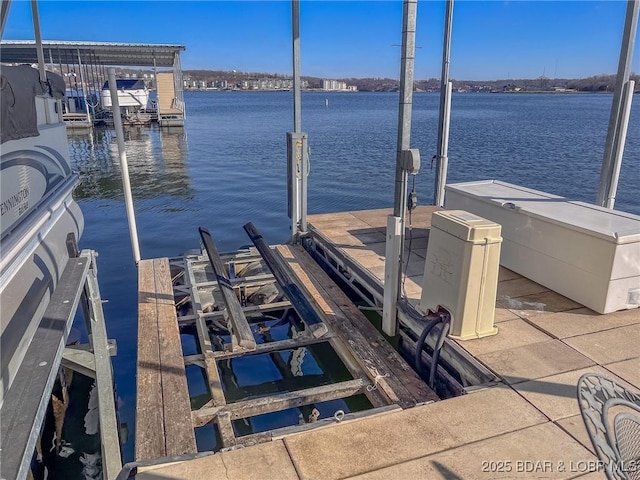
[117,67,639,93]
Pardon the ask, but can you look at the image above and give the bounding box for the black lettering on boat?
[0,188,30,216]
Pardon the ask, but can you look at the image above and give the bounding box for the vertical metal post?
[83,250,123,479]
[605,79,635,209]
[382,0,418,336]
[91,56,98,112]
[434,0,455,207]
[1,0,12,39]
[153,56,157,89]
[288,0,308,241]
[175,52,185,117]
[292,0,302,134]
[49,47,63,122]
[108,67,141,264]
[76,49,91,121]
[596,0,639,207]
[30,0,51,123]
[30,0,46,84]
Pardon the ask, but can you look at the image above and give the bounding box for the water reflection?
[69,126,192,200]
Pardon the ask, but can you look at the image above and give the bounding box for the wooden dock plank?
[277,245,438,407]
[136,259,166,461]
[296,244,438,404]
[277,245,403,406]
[136,259,197,461]
[153,258,198,457]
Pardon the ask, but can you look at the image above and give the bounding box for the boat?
[100,78,152,126]
[1,3,121,479]
[0,64,84,402]
[100,78,149,110]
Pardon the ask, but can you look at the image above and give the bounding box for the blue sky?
[3,1,639,80]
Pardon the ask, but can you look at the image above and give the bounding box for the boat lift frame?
[0,249,122,480]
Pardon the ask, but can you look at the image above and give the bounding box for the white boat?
[100,78,150,111]
[1,4,121,479]
[0,64,84,405]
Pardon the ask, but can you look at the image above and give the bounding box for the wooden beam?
[204,352,226,407]
[61,346,96,379]
[211,334,329,361]
[136,259,197,461]
[326,336,388,408]
[277,245,439,407]
[153,258,198,457]
[135,259,165,461]
[216,411,237,448]
[199,227,257,350]
[193,378,366,426]
[177,301,292,324]
[243,222,328,338]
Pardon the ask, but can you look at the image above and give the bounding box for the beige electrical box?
[419,210,502,340]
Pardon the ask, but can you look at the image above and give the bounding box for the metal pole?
[605,80,635,209]
[288,0,308,241]
[30,0,47,83]
[434,0,455,207]
[1,0,12,39]
[48,48,62,122]
[76,49,91,122]
[292,0,302,133]
[383,0,418,336]
[107,67,141,264]
[30,0,51,123]
[596,0,638,207]
[89,52,97,111]
[393,0,417,218]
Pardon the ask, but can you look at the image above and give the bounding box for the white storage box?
[445,180,640,314]
[420,210,502,340]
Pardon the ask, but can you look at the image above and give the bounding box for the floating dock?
[125,207,639,479]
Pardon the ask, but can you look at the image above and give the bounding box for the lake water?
[69,91,639,462]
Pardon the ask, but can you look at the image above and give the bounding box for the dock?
[126,206,639,479]
[135,224,438,463]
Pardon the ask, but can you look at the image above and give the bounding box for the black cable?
[429,319,450,389]
[414,317,442,375]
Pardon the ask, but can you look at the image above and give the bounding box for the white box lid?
[432,210,503,243]
[445,180,640,244]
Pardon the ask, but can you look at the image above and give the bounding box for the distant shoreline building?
[322,79,357,92]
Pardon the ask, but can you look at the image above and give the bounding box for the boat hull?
[101,88,149,110]
[0,124,84,407]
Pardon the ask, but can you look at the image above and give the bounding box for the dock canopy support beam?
[383,0,418,336]
[288,0,309,242]
[433,0,455,207]
[597,0,638,209]
[108,67,141,264]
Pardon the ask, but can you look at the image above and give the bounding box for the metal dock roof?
[0,40,185,67]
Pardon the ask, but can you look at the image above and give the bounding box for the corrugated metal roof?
[0,40,185,67]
